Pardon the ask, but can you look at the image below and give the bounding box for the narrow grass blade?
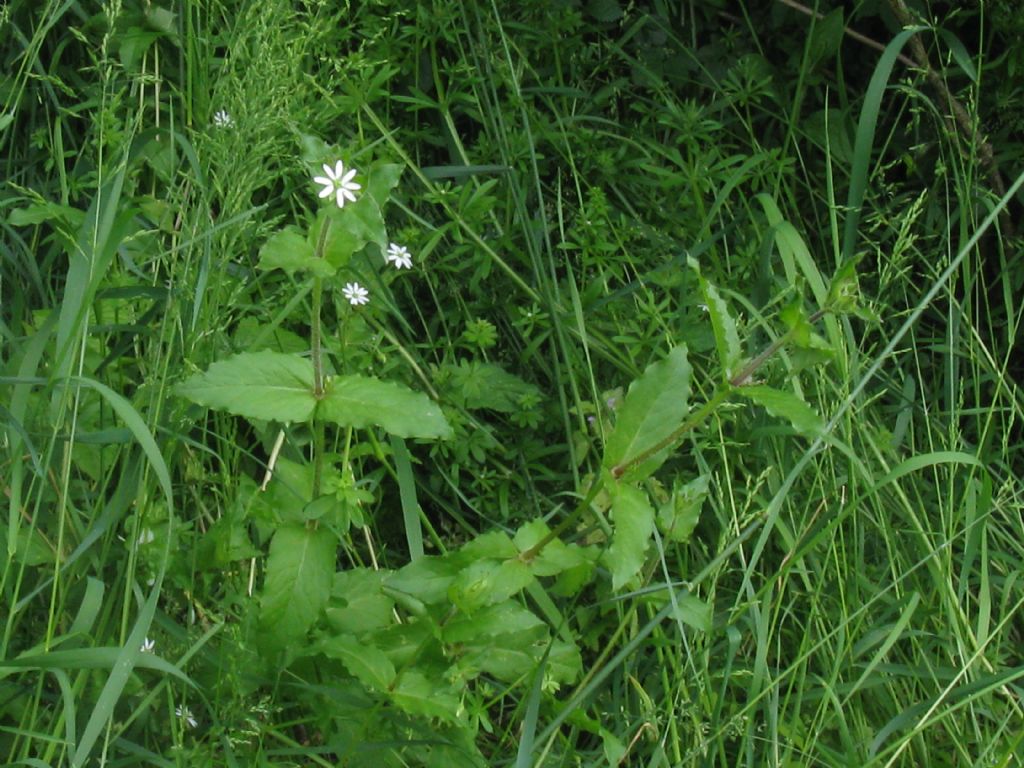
[841,27,921,263]
[390,435,424,560]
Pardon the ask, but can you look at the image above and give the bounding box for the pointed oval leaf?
[259,524,335,650]
[389,670,461,724]
[316,633,396,692]
[737,385,824,437]
[448,558,533,614]
[603,345,691,480]
[319,374,451,439]
[657,475,708,543]
[365,162,404,207]
[694,267,743,381]
[176,351,316,423]
[606,480,655,590]
[257,227,334,277]
[443,601,545,645]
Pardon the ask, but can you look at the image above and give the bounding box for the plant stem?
[310,219,332,500]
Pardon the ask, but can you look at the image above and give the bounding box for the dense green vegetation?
[2,1,1023,765]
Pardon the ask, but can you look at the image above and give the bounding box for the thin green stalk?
[310,219,332,500]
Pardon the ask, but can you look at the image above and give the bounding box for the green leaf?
[602,345,691,480]
[258,525,335,650]
[448,558,533,614]
[657,475,708,544]
[257,227,335,277]
[9,200,85,229]
[389,670,461,724]
[384,556,459,608]
[547,638,584,685]
[316,633,396,692]
[691,260,743,380]
[588,0,623,22]
[443,602,545,645]
[457,529,518,561]
[326,568,396,635]
[176,351,316,423]
[309,208,360,270]
[514,520,593,578]
[668,593,712,632]
[779,296,813,348]
[606,480,655,590]
[826,255,878,322]
[318,374,451,439]
[439,360,540,412]
[455,636,548,684]
[737,385,824,437]
[365,162,404,207]
[807,7,845,70]
[195,512,259,569]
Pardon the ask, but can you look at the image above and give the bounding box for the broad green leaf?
[668,593,712,632]
[314,191,388,270]
[457,529,518,562]
[371,619,440,669]
[455,636,549,684]
[233,317,308,354]
[779,296,813,348]
[389,670,461,724]
[443,602,545,645]
[195,513,259,568]
[365,162,404,207]
[326,568,396,635]
[176,351,316,423]
[826,255,878,322]
[309,210,355,270]
[606,479,655,590]
[9,200,85,229]
[343,196,388,252]
[602,345,691,480]
[807,7,845,70]
[514,520,592,578]
[259,525,335,649]
[439,360,540,412]
[384,555,459,608]
[737,385,824,437]
[448,558,533,614]
[316,633,396,692]
[657,475,708,543]
[318,374,451,439]
[547,638,584,685]
[257,227,334,277]
[690,260,743,381]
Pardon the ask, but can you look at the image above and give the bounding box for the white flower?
[176,705,198,728]
[141,637,155,653]
[314,161,361,208]
[343,282,369,306]
[213,110,233,128]
[385,243,413,270]
[137,528,155,546]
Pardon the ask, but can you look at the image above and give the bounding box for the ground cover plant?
[2,0,1023,766]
